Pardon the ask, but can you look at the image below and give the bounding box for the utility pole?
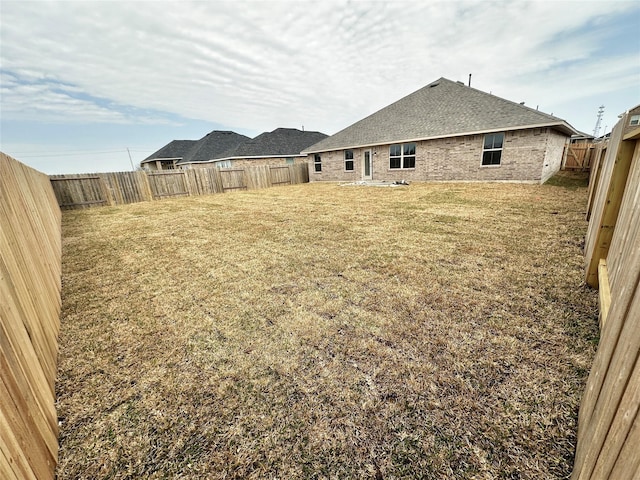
[127,148,135,171]
[593,105,605,138]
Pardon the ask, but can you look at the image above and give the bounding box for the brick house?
[302,78,578,184]
[142,128,327,171]
[179,128,327,169]
[140,139,197,171]
[622,104,640,138]
[140,131,250,171]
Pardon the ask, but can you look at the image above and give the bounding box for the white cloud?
[1,0,638,137]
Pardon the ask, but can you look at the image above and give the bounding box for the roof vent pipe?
[468,73,472,87]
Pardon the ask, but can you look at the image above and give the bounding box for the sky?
[1,0,639,175]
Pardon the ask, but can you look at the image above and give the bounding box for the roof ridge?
[302,76,577,153]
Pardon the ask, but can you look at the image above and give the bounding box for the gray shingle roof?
[303,77,578,153]
[219,128,328,158]
[178,131,251,164]
[142,140,197,163]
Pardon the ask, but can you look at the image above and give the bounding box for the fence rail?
[49,163,310,209]
[572,113,640,479]
[1,152,62,480]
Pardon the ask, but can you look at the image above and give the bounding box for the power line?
[7,148,155,158]
[10,150,129,158]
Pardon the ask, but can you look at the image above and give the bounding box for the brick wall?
[230,156,306,168]
[309,128,567,183]
[541,130,568,183]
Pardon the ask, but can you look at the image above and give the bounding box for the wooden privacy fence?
[572,113,640,479]
[562,143,595,171]
[1,153,62,479]
[50,163,309,209]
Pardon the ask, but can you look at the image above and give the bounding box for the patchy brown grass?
[56,173,598,479]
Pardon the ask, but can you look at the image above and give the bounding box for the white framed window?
[314,154,322,172]
[630,115,640,126]
[344,150,354,171]
[482,132,504,166]
[389,143,416,169]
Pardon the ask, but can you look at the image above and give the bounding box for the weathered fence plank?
[148,171,189,199]
[562,143,594,170]
[585,142,607,221]
[49,163,309,209]
[270,165,292,185]
[572,116,640,480]
[583,119,636,288]
[1,152,61,480]
[220,169,247,191]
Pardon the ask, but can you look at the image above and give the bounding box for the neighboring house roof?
[178,130,251,164]
[571,131,595,140]
[303,77,578,153]
[216,128,328,159]
[624,104,640,114]
[141,140,197,164]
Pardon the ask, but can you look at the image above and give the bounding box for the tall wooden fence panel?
[585,141,608,221]
[103,171,151,205]
[1,153,62,480]
[186,168,223,196]
[563,143,595,170]
[148,171,189,199]
[572,114,640,480]
[49,163,309,209]
[270,165,292,186]
[49,175,107,208]
[220,169,247,191]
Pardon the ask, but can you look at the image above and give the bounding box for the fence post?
[584,124,635,287]
[139,170,154,202]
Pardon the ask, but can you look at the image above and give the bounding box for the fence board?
[148,171,189,199]
[590,333,640,480]
[49,163,309,209]
[583,116,635,287]
[572,115,640,480]
[563,144,594,170]
[1,152,61,480]
[270,165,292,185]
[585,142,607,221]
[220,169,247,191]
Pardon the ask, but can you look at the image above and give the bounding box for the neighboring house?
[140,131,249,171]
[140,140,197,171]
[302,77,579,184]
[622,104,640,138]
[179,128,328,169]
[570,131,595,144]
[178,131,251,168]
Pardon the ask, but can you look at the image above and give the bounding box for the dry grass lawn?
[56,174,598,479]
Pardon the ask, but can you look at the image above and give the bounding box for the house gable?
[141,139,197,167]
[179,131,251,165]
[179,128,328,168]
[220,128,328,159]
[303,77,577,154]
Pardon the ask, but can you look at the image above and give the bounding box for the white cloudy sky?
[1,0,639,174]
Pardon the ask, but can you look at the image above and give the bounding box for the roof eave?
[302,121,578,154]
[179,153,308,165]
[140,157,181,164]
